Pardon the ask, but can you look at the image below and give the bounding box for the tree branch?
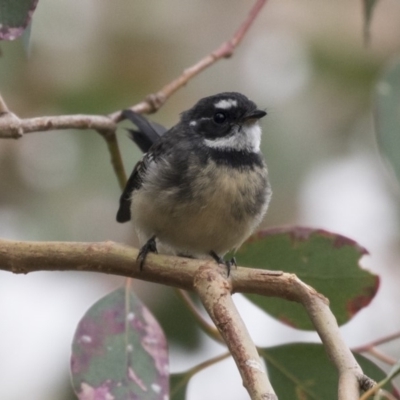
[233,269,376,399]
[0,113,117,139]
[0,0,267,141]
[194,265,277,400]
[185,351,231,376]
[353,330,400,353]
[98,131,127,190]
[0,238,375,399]
[360,347,397,366]
[0,93,10,113]
[174,288,223,344]
[110,0,268,120]
[352,330,400,367]
[0,0,268,193]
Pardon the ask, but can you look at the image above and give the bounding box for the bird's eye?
[213,112,227,124]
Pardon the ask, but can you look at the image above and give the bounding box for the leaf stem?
[175,289,224,344]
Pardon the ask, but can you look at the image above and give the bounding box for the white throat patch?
[204,123,262,153]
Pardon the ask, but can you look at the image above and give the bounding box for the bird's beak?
[242,109,267,122]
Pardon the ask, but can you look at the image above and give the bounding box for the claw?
[209,251,235,277]
[137,236,157,270]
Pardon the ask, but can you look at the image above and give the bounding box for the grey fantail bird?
[117,92,272,274]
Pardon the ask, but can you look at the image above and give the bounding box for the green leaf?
[260,343,394,399]
[0,0,38,41]
[236,227,379,330]
[170,372,191,400]
[71,287,169,400]
[375,57,400,186]
[386,359,400,384]
[370,357,400,397]
[151,288,201,349]
[21,21,32,54]
[363,0,378,43]
[170,353,230,400]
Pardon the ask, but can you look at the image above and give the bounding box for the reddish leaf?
[71,287,169,400]
[236,227,379,330]
[0,0,38,41]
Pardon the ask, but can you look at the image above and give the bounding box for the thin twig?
[0,93,9,113]
[377,389,399,400]
[359,381,387,400]
[98,131,127,190]
[109,0,268,121]
[353,331,400,353]
[174,289,223,344]
[0,0,267,141]
[0,0,267,192]
[0,114,117,139]
[352,331,400,367]
[186,351,231,376]
[171,352,231,398]
[364,348,397,366]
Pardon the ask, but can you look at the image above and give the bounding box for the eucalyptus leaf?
[71,287,169,400]
[375,57,400,187]
[0,0,38,41]
[261,343,395,399]
[363,0,378,43]
[170,372,191,400]
[236,227,379,330]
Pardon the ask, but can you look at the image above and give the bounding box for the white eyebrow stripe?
[214,99,238,109]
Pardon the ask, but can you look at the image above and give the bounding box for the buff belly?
[131,163,270,257]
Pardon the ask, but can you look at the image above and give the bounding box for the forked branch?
[0,238,375,399]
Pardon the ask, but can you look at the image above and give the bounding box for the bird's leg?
[209,251,237,277]
[137,235,157,270]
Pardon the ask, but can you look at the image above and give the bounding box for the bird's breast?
[131,159,271,256]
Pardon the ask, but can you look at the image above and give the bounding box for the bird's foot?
[137,236,157,270]
[209,251,237,277]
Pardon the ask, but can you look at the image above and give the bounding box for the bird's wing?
[116,137,168,223]
[122,109,167,153]
[116,157,147,223]
[116,113,180,223]
[117,111,168,223]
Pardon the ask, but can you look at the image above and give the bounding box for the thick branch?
[232,269,376,399]
[0,238,374,399]
[194,265,277,400]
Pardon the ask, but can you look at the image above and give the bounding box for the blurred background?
[1,0,400,399]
